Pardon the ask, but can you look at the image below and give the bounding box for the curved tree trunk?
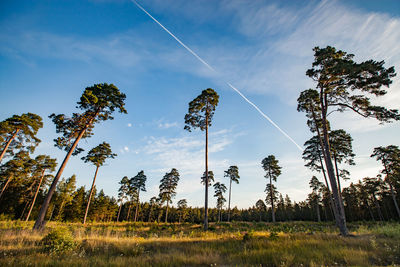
[26,169,46,221]
[227,178,232,222]
[0,129,20,164]
[318,154,337,222]
[126,203,132,221]
[0,176,12,200]
[83,165,100,225]
[116,202,122,222]
[382,161,400,219]
[319,94,349,235]
[34,126,88,230]
[333,152,342,195]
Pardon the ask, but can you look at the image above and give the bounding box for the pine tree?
[159,168,180,223]
[34,83,127,230]
[184,88,219,230]
[261,155,281,223]
[224,165,240,222]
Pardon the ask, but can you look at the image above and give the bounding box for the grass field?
[0,220,399,266]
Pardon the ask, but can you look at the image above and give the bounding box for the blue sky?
[1,0,399,208]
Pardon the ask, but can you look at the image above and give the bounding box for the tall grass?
[0,220,399,266]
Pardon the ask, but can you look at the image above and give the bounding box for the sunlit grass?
[0,220,399,266]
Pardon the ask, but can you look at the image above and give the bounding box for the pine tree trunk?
[134,191,140,222]
[311,103,341,226]
[373,194,384,221]
[57,201,66,221]
[83,165,100,225]
[316,201,321,222]
[269,173,275,223]
[20,200,31,219]
[126,203,132,221]
[228,178,232,222]
[26,169,46,221]
[116,202,122,222]
[33,125,89,230]
[0,129,20,164]
[383,161,400,219]
[319,154,337,222]
[204,113,209,230]
[0,176,12,200]
[333,152,342,195]
[319,94,349,236]
[165,201,169,223]
[366,200,375,221]
[389,183,400,219]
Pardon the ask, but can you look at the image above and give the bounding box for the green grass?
[0,220,399,266]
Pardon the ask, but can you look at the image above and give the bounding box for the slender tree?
[177,199,188,223]
[298,46,398,235]
[261,155,281,223]
[184,88,219,230]
[54,175,76,221]
[309,176,323,222]
[264,183,278,221]
[224,165,240,222]
[25,155,57,221]
[117,176,130,222]
[213,182,227,222]
[255,199,266,222]
[0,113,43,163]
[371,145,400,218]
[329,129,355,193]
[34,83,126,230]
[159,168,180,223]
[130,170,147,222]
[302,135,336,220]
[363,177,385,221]
[0,151,32,200]
[81,142,116,224]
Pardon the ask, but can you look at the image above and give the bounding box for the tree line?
[0,46,399,234]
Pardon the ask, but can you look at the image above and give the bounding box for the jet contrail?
[131,0,303,152]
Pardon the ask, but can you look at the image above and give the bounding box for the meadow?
[0,220,399,266]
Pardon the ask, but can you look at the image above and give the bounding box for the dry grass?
[0,220,399,266]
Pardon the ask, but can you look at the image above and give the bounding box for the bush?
[41,227,77,254]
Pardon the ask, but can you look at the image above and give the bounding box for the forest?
[1,46,400,266]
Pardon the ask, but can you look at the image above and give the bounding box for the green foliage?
[213,182,227,209]
[49,83,127,155]
[184,88,219,132]
[159,168,180,204]
[41,227,77,254]
[81,142,116,167]
[201,170,214,186]
[0,113,43,159]
[261,155,282,182]
[130,170,147,194]
[224,165,240,184]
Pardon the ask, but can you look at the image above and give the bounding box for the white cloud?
[127,123,132,127]
[158,121,179,129]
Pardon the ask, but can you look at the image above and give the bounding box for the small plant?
[269,231,279,240]
[242,231,253,242]
[40,227,77,254]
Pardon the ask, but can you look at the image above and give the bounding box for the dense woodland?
[0,46,399,234]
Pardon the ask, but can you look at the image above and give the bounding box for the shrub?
[40,227,77,254]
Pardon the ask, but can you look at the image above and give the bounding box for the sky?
[0,0,399,209]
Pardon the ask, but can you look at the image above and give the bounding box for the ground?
[0,220,399,266]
